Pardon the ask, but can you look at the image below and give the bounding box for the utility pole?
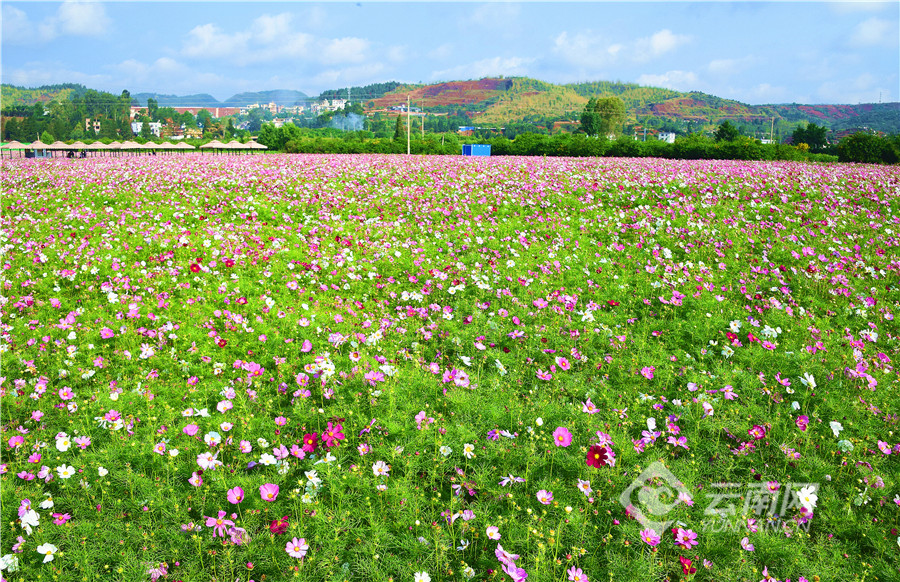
[407,95,411,155]
[770,117,775,143]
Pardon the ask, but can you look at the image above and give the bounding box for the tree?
[580,96,626,137]
[393,115,405,141]
[3,118,21,141]
[40,130,55,144]
[147,98,158,121]
[837,132,898,164]
[791,123,828,151]
[714,121,740,142]
[579,97,602,136]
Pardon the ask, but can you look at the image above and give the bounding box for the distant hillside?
[223,90,308,107]
[319,82,402,103]
[132,92,221,107]
[370,78,514,112]
[3,77,898,134]
[1,83,89,110]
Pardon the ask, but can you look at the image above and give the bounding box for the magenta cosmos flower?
[553,427,573,447]
[227,486,244,504]
[640,528,661,546]
[259,483,279,502]
[748,425,766,440]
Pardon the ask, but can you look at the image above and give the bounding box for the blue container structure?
[461,144,491,157]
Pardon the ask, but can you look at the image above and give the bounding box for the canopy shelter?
[200,140,225,154]
[0,141,28,159]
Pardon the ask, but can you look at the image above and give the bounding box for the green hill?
[1,83,89,110]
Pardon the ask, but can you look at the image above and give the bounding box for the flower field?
[1,154,899,582]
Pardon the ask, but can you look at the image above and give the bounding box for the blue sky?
[2,1,897,105]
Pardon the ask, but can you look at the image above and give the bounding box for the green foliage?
[792,122,829,151]
[319,81,403,102]
[836,132,900,164]
[714,120,741,142]
[39,130,54,144]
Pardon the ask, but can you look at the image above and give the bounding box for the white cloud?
[552,31,621,70]
[310,62,386,89]
[181,14,376,68]
[55,1,110,37]
[4,63,112,88]
[636,70,699,91]
[431,56,535,81]
[321,37,370,65]
[634,29,692,62]
[552,28,690,70]
[251,13,294,44]
[816,72,895,103]
[747,83,789,103]
[1,5,34,44]
[182,23,249,60]
[708,56,759,77]
[4,1,111,43]
[849,17,898,47]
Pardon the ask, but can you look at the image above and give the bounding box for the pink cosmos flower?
[553,427,572,447]
[640,528,661,546]
[796,415,809,431]
[205,510,235,538]
[567,566,589,582]
[227,486,244,504]
[486,526,501,540]
[672,527,698,550]
[640,366,655,379]
[741,536,755,551]
[188,472,202,487]
[52,512,71,525]
[100,327,115,339]
[259,483,279,502]
[536,489,554,505]
[582,398,599,414]
[495,544,520,567]
[285,537,309,559]
[877,440,892,455]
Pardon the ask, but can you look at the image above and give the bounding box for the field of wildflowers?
[1,154,899,582]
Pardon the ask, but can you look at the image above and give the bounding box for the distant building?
[658,132,676,143]
[85,118,102,133]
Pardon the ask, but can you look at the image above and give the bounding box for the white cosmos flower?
[830,421,844,438]
[55,434,71,452]
[36,543,58,563]
[797,485,818,511]
[56,464,75,479]
[0,553,20,572]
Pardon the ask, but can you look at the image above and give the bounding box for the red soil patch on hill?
[370,79,513,108]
